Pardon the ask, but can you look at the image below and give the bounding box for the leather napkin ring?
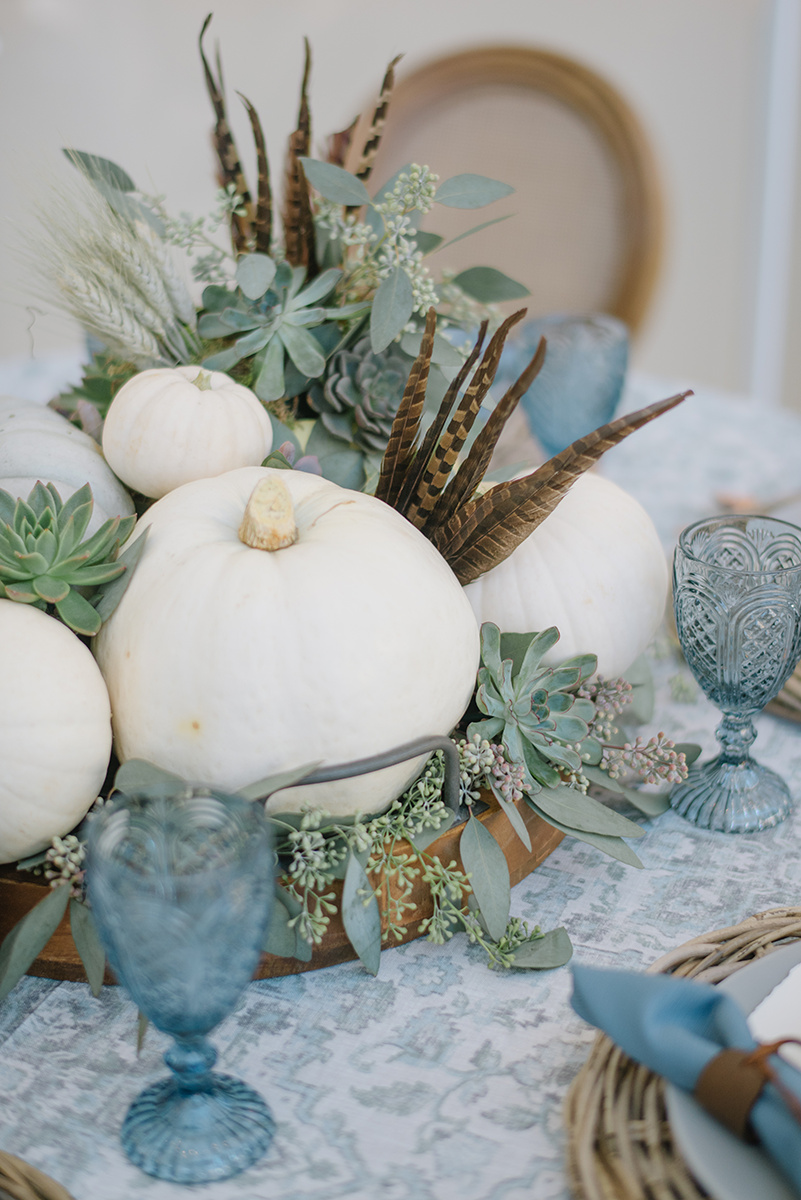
[693,1048,767,1141]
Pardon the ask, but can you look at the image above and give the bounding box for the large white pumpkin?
[0,397,134,531]
[101,366,273,499]
[94,467,480,816]
[0,601,112,863]
[464,472,667,678]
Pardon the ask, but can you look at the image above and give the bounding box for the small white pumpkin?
[0,601,112,863]
[0,397,134,531]
[101,366,273,499]
[94,468,480,816]
[463,472,667,679]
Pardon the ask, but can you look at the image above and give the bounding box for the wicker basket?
[564,906,801,1200]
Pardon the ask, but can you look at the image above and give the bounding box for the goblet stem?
[714,712,757,765]
[669,709,792,833]
[164,1035,217,1095]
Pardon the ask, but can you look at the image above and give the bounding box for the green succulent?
[198,256,369,403]
[306,335,411,456]
[0,482,136,635]
[468,623,645,865]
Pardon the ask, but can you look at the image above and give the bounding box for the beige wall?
[0,0,793,405]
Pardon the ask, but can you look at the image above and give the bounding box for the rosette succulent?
[0,482,136,635]
[306,336,410,454]
[468,623,646,864]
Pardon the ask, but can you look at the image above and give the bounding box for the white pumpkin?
[101,366,273,499]
[464,472,667,679]
[0,397,134,531]
[93,468,480,817]
[0,601,112,863]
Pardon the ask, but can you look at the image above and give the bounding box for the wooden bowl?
[0,792,563,984]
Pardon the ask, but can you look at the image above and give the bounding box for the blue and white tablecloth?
[2,363,801,1200]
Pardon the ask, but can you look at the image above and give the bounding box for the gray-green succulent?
[306,335,411,455]
[0,482,135,635]
[468,623,646,865]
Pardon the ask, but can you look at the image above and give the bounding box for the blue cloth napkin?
[571,963,801,1192]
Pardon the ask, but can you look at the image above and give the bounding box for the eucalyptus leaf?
[370,267,414,354]
[435,174,515,208]
[64,149,135,192]
[69,900,106,997]
[619,786,671,817]
[533,784,644,839]
[452,266,529,302]
[235,253,277,300]
[0,883,70,1004]
[342,852,382,976]
[675,743,702,767]
[525,796,643,867]
[624,656,656,723]
[412,231,444,255]
[489,785,532,852]
[114,758,186,795]
[459,814,510,942]
[262,887,309,959]
[438,213,513,250]
[400,330,463,372]
[299,158,372,207]
[238,762,322,803]
[510,926,572,970]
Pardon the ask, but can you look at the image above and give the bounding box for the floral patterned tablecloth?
[2,366,801,1200]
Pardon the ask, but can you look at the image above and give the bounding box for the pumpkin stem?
[192,369,214,391]
[239,477,298,551]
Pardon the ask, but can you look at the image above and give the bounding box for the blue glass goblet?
[670,515,801,832]
[87,788,275,1183]
[512,313,629,458]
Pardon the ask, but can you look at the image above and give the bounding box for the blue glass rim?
[676,513,801,577]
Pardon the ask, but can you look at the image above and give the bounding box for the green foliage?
[0,882,70,1004]
[0,482,136,635]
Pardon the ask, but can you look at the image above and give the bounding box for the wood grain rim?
[0,792,564,984]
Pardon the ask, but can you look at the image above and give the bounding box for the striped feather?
[199,15,254,254]
[238,93,272,255]
[353,56,403,185]
[282,40,317,271]
[434,391,692,583]
[393,324,488,516]
[409,310,526,529]
[374,308,437,505]
[326,117,359,168]
[426,336,546,533]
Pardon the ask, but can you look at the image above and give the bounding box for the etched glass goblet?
[87,787,275,1183]
[670,514,801,832]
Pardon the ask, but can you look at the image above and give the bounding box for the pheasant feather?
[435,391,691,583]
[281,39,318,272]
[374,308,437,506]
[353,55,403,184]
[199,14,254,254]
[238,93,272,255]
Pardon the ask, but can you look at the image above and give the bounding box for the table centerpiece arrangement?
[0,19,696,998]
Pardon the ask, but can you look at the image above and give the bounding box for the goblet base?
[121,1072,275,1183]
[669,754,793,833]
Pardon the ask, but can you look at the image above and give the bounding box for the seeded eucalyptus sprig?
[0,482,136,635]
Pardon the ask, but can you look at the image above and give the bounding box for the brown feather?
[426,336,547,533]
[353,55,403,185]
[238,93,272,255]
[435,391,692,583]
[393,324,488,516]
[198,14,254,254]
[408,311,527,529]
[374,308,437,506]
[326,117,359,167]
[281,39,318,271]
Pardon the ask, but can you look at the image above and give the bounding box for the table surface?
[3,367,801,1200]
